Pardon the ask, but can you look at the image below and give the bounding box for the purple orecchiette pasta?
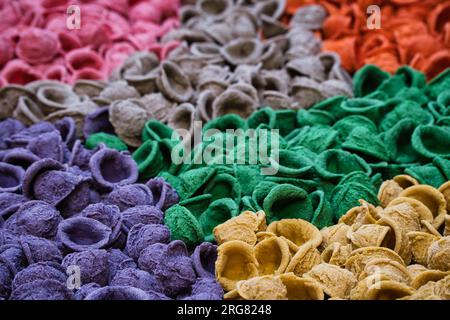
[74,283,101,300]
[83,107,114,138]
[80,203,122,243]
[2,148,40,169]
[6,122,55,149]
[0,163,24,193]
[110,267,162,293]
[56,180,99,218]
[11,262,67,291]
[69,140,100,172]
[89,148,138,191]
[62,249,109,286]
[153,241,197,297]
[27,130,64,162]
[181,277,224,300]
[0,193,26,219]
[10,279,74,300]
[57,217,112,252]
[54,117,77,149]
[105,184,153,211]
[0,261,13,299]
[13,201,61,239]
[19,235,62,264]
[22,158,83,206]
[0,119,25,149]
[146,177,180,210]
[0,106,223,300]
[191,242,217,278]
[107,249,137,281]
[125,223,171,260]
[137,242,167,275]
[0,229,19,247]
[121,205,164,233]
[0,244,27,275]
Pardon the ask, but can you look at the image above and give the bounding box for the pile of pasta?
[213,175,450,300]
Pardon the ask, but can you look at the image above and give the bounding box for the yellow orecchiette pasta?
[236,276,287,300]
[254,236,291,275]
[267,219,323,251]
[214,179,450,300]
[304,263,357,299]
[279,273,324,300]
[213,211,267,246]
[378,180,404,208]
[400,185,447,229]
[215,240,259,291]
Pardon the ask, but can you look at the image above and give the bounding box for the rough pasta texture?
[286,0,450,79]
[0,115,224,300]
[0,0,180,86]
[214,177,450,300]
[121,65,450,247]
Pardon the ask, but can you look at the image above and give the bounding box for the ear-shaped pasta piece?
[254,236,291,275]
[164,205,204,248]
[191,242,217,279]
[345,247,405,276]
[407,264,429,279]
[427,237,450,271]
[167,103,196,136]
[347,224,391,249]
[235,276,287,300]
[407,231,440,265]
[364,280,414,300]
[400,185,447,229]
[380,202,421,233]
[359,258,411,284]
[304,263,357,299]
[221,38,263,66]
[378,180,404,208]
[411,270,450,289]
[321,223,351,248]
[321,243,353,267]
[420,220,442,236]
[279,273,324,300]
[387,197,434,224]
[36,84,79,114]
[444,215,450,237]
[215,240,259,291]
[267,219,322,251]
[402,275,450,300]
[213,211,267,246]
[349,274,392,300]
[89,149,138,191]
[0,163,24,193]
[14,96,44,126]
[339,200,379,227]
[377,216,412,265]
[285,242,322,276]
[255,231,276,243]
[262,184,314,223]
[156,61,193,103]
[214,225,256,247]
[438,181,450,213]
[393,175,419,189]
